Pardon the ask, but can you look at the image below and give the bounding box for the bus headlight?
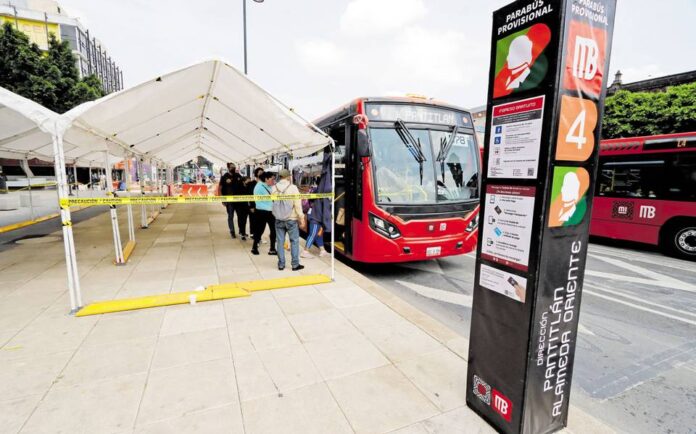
[465,213,479,232]
[369,213,401,239]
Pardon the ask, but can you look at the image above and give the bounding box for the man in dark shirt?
[218,163,245,239]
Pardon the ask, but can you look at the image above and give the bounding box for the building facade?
[0,0,123,94]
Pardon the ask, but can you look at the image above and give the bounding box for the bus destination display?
[366,103,472,127]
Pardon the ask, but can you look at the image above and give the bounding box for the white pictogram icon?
[572,36,599,80]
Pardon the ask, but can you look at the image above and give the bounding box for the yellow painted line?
[146,211,160,225]
[238,274,332,292]
[0,204,97,234]
[75,274,331,317]
[0,212,61,233]
[119,240,137,264]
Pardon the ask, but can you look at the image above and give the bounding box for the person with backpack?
[272,169,305,271]
[251,172,277,256]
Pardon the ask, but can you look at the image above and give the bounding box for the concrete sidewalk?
[0,203,612,434]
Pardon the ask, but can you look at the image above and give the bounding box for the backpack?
[272,183,294,220]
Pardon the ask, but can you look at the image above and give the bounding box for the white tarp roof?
[63,59,331,167]
[0,86,119,167]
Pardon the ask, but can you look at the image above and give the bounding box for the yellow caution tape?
[62,220,72,227]
[59,193,334,209]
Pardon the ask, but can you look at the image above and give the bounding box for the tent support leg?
[124,152,135,241]
[105,151,125,264]
[138,159,148,229]
[52,134,82,313]
[330,142,336,281]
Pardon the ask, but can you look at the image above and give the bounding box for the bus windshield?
[370,127,478,204]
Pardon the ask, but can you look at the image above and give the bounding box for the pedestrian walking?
[247,167,265,245]
[301,178,329,259]
[234,175,251,240]
[272,169,305,271]
[217,163,244,239]
[251,172,277,256]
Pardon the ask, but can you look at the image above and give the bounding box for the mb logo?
[639,205,656,219]
[572,36,599,80]
[492,389,512,423]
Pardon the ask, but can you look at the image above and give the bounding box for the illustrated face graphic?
[548,167,590,227]
[560,172,581,204]
[493,23,552,99]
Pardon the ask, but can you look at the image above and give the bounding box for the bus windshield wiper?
[436,125,459,162]
[395,119,426,184]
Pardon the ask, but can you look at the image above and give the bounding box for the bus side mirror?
[357,129,371,157]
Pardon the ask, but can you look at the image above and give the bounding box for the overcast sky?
[58,0,696,119]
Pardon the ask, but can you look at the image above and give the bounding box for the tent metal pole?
[73,164,78,198]
[105,151,124,263]
[330,140,336,281]
[124,152,135,241]
[138,158,148,228]
[52,133,80,313]
[24,157,35,222]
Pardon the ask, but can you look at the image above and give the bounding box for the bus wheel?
[665,223,696,260]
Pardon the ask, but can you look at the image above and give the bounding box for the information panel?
[467,1,617,433]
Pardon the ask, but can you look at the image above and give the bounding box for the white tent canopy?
[0,86,119,167]
[62,59,331,167]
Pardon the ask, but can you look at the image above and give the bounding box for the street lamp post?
[243,0,264,75]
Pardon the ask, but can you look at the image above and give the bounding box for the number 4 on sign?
[566,109,587,149]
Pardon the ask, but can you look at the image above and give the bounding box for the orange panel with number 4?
[555,95,598,162]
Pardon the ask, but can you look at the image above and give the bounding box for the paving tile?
[137,358,239,425]
[419,406,497,434]
[152,327,231,370]
[319,284,378,309]
[82,309,164,347]
[242,382,353,434]
[228,316,300,355]
[0,351,72,401]
[160,303,226,336]
[223,291,284,322]
[233,350,279,402]
[304,331,389,380]
[58,337,154,387]
[327,365,439,434]
[0,394,42,434]
[21,373,146,434]
[287,309,356,342]
[396,350,468,411]
[274,291,333,316]
[256,344,322,393]
[134,404,244,434]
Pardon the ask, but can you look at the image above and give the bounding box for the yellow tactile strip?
[75,274,332,317]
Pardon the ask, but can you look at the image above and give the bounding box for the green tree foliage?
[602,83,696,139]
[0,22,104,113]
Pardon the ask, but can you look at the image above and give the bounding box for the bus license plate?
[426,246,441,257]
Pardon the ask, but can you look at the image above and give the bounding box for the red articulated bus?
[590,132,696,260]
[313,96,481,263]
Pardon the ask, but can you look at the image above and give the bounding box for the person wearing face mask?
[217,162,245,239]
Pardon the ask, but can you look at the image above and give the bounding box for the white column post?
[330,142,336,281]
[52,133,82,313]
[105,151,125,263]
[124,152,135,242]
[23,157,35,221]
[72,164,78,198]
[138,158,148,228]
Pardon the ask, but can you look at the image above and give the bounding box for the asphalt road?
[353,241,696,434]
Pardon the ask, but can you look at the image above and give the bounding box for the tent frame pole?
[138,158,148,229]
[52,133,82,313]
[124,151,135,242]
[105,151,125,264]
[330,140,336,281]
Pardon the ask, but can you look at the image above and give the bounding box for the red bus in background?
[590,132,696,260]
[313,97,481,263]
